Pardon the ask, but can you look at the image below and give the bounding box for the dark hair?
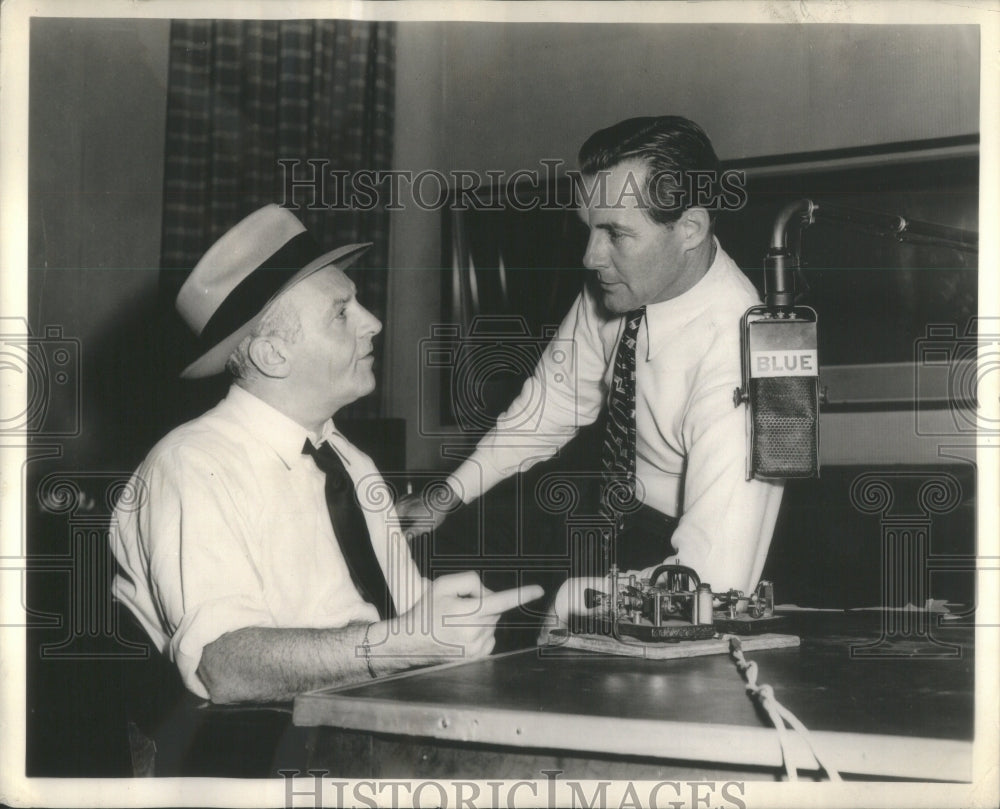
[577,116,721,225]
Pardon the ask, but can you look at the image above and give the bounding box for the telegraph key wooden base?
[540,628,801,659]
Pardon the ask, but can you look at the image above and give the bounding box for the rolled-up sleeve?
[141,446,276,698]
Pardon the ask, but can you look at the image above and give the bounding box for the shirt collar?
[222,384,337,470]
[641,236,727,361]
[315,420,354,466]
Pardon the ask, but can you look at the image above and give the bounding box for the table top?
[293,611,974,780]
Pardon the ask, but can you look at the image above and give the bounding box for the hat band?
[199,230,324,350]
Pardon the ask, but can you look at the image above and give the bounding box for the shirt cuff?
[445,464,486,505]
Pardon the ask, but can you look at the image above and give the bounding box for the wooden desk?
[293,612,974,781]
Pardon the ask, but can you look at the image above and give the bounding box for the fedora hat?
[176,204,371,378]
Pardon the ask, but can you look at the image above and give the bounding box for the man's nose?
[582,232,606,270]
[361,306,382,337]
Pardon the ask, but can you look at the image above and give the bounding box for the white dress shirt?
[109,385,425,698]
[447,241,783,594]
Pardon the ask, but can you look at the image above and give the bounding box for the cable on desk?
[728,636,843,782]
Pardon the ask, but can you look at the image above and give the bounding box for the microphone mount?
[763,198,978,313]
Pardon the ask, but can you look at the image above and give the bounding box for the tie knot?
[626,307,645,331]
[302,439,349,488]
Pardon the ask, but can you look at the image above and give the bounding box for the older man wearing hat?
[110,205,541,705]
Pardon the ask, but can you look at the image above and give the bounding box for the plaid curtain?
[160,19,395,417]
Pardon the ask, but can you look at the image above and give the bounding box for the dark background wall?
[25,17,172,777]
[29,18,175,472]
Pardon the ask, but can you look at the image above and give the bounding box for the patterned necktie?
[600,307,646,563]
[303,440,396,619]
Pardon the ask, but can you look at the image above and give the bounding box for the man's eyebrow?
[326,287,356,315]
[595,221,634,234]
[332,281,358,303]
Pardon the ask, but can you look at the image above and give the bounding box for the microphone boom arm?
[764,198,978,312]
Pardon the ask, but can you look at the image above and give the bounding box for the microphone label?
[751,349,819,377]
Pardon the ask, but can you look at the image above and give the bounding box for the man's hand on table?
[373,572,545,666]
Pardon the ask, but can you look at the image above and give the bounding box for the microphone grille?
[749,376,818,477]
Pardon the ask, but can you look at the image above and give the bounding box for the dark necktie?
[303,439,396,619]
[600,307,646,565]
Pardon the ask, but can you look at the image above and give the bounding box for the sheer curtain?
[159,19,395,416]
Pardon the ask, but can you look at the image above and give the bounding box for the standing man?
[400,117,783,596]
[110,205,540,704]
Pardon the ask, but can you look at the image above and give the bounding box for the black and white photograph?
[1,1,997,807]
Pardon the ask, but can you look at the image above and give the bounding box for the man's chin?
[337,372,377,404]
[599,291,634,316]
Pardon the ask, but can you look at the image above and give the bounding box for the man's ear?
[247,335,292,379]
[678,207,712,251]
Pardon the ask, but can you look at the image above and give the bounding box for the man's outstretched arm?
[197,572,544,704]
